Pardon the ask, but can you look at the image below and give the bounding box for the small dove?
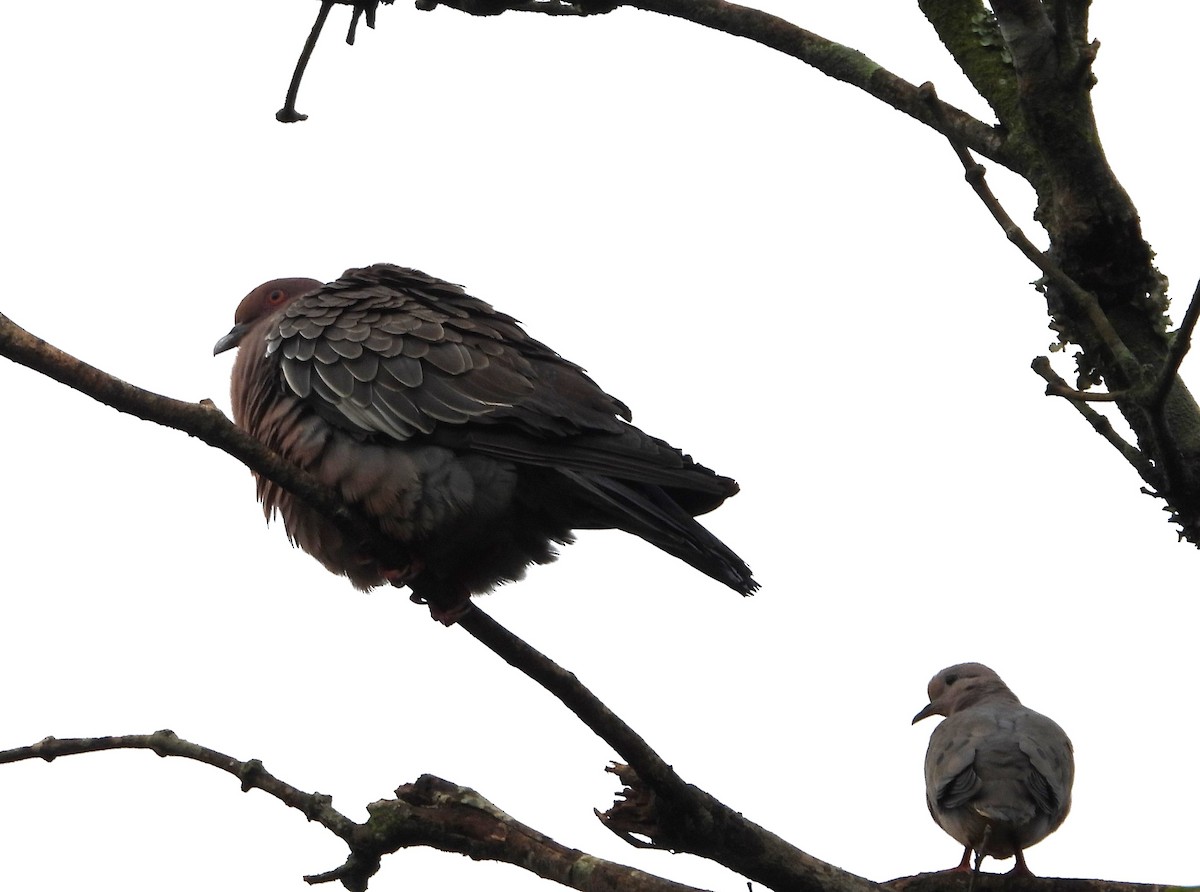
[214,263,757,621]
[913,663,1074,876]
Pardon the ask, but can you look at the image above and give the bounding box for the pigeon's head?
[912,662,1017,723]
[214,277,323,356]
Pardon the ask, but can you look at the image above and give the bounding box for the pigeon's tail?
[557,469,758,595]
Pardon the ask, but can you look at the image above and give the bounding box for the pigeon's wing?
[271,263,626,441]
[1016,710,1074,822]
[272,263,737,506]
[926,712,988,809]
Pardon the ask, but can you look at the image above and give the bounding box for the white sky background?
[1,2,1197,889]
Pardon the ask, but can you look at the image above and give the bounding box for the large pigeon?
[215,263,757,620]
[913,663,1074,876]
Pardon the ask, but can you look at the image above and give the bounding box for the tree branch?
[0,733,708,892]
[917,0,1023,133]
[915,83,1141,387]
[277,0,396,123]
[0,310,401,573]
[1031,357,1157,486]
[456,607,875,892]
[0,312,867,892]
[416,0,1012,170]
[1151,277,1200,411]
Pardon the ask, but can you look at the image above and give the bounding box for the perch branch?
[456,607,875,892]
[0,310,405,570]
[0,312,870,892]
[0,733,708,892]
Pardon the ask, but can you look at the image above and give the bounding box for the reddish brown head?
[213,277,323,355]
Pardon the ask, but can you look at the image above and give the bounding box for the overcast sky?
[2,3,1198,890]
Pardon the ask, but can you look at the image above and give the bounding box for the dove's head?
[214,277,323,355]
[912,662,1018,723]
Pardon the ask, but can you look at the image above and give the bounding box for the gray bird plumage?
[215,263,757,620]
[913,663,1074,876]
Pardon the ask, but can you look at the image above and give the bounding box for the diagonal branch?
[416,0,1013,170]
[0,312,869,892]
[1151,278,1200,411]
[915,83,1141,387]
[456,607,875,892]
[1031,357,1156,486]
[0,310,398,568]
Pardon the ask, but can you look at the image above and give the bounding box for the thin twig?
[1031,357,1157,485]
[1151,277,1200,410]
[0,731,359,842]
[1044,383,1121,402]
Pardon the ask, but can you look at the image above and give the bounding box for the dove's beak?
[214,322,251,356]
[912,702,940,724]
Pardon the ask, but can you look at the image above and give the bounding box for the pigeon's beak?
[214,322,251,356]
[912,702,940,724]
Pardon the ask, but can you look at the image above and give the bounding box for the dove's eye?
[944,673,959,686]
[267,289,288,305]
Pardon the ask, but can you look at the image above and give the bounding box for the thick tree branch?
[916,83,1140,385]
[917,1,1022,134]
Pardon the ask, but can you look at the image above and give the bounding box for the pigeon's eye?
[944,673,958,686]
[267,289,287,305]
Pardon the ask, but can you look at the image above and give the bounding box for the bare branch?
[278,1,396,123]
[0,311,402,579]
[1151,277,1200,410]
[915,83,1141,386]
[1044,383,1120,403]
[417,0,1011,169]
[1031,357,1156,486]
[456,607,876,892]
[278,1,335,122]
[415,0,587,12]
[0,311,872,892]
[0,733,709,892]
[0,731,359,843]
